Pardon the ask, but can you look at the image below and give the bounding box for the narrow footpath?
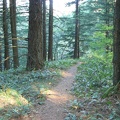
[27,63,79,120]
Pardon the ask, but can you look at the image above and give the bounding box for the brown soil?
[26,63,79,120]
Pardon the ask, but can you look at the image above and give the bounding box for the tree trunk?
[105,0,109,38]
[105,0,111,53]
[26,0,44,70]
[10,0,19,68]
[0,43,2,71]
[3,0,10,70]
[43,0,46,61]
[74,0,79,59]
[113,0,120,86]
[48,0,53,61]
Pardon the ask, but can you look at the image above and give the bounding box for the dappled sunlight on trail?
[42,71,74,104]
[44,90,73,104]
[61,71,73,78]
[30,63,80,120]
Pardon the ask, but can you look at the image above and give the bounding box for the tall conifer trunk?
[113,0,120,86]
[74,0,79,59]
[26,0,44,70]
[48,0,53,61]
[43,0,46,61]
[10,0,19,68]
[0,43,2,71]
[3,0,10,70]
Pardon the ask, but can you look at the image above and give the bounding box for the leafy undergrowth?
[46,59,78,70]
[0,59,77,120]
[65,55,120,120]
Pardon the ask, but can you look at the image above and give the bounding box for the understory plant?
[69,53,120,120]
[74,53,113,97]
[0,59,77,120]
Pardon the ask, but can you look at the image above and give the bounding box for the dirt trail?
[29,63,79,120]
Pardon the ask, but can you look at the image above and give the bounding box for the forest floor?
[9,61,120,120]
[16,63,79,120]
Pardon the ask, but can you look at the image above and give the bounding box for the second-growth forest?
[0,0,120,119]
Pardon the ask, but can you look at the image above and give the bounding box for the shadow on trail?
[30,63,80,120]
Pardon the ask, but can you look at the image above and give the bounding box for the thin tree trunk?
[105,0,110,53]
[10,0,19,68]
[3,0,10,70]
[0,43,2,71]
[48,0,53,61]
[74,0,79,59]
[26,0,44,70]
[113,0,120,86]
[43,0,46,61]
[105,0,109,38]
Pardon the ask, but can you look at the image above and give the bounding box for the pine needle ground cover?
[0,59,77,120]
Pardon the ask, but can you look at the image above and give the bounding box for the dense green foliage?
[74,54,113,98]
[67,54,120,120]
[0,59,77,119]
[0,67,58,119]
[0,0,119,119]
[46,59,78,69]
[0,0,114,67]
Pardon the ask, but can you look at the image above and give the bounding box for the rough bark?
[113,0,120,85]
[43,0,46,61]
[3,0,10,70]
[10,0,19,68]
[26,0,44,70]
[74,0,79,59]
[48,0,53,61]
